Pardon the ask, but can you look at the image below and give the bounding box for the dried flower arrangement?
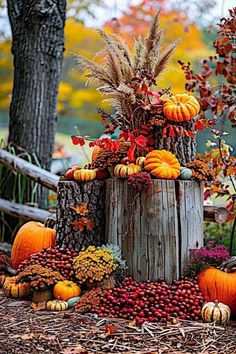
[75,287,102,314]
[17,264,64,292]
[128,172,153,192]
[71,13,202,166]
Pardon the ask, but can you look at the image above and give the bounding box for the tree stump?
[105,179,203,283]
[56,180,105,251]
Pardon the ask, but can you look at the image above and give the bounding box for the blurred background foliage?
[0,0,235,146]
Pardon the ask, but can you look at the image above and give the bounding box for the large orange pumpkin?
[53,280,81,301]
[144,150,180,179]
[162,94,200,122]
[11,219,56,269]
[198,260,236,316]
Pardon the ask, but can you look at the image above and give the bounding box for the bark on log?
[153,122,196,165]
[0,198,54,222]
[204,206,228,223]
[56,180,106,251]
[6,0,66,207]
[0,149,59,192]
[105,179,203,283]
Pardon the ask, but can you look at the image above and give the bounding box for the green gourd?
[180,167,192,180]
[67,296,81,308]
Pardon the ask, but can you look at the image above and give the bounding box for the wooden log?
[105,179,203,283]
[0,198,54,222]
[0,149,59,192]
[204,206,228,223]
[56,180,106,251]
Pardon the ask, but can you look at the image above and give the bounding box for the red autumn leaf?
[71,136,85,146]
[127,132,136,143]
[127,145,136,162]
[195,120,205,131]
[162,127,167,138]
[70,203,89,216]
[89,141,95,147]
[135,135,147,147]
[111,140,119,153]
[119,132,128,141]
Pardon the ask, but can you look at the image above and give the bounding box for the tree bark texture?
[105,179,203,283]
[56,181,106,251]
[7,0,66,207]
[153,122,196,165]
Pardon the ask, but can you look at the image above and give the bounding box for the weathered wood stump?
[105,179,203,283]
[56,180,105,251]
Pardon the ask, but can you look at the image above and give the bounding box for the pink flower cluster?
[185,242,229,278]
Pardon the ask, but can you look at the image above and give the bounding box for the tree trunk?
[56,180,106,251]
[153,122,196,165]
[6,0,66,207]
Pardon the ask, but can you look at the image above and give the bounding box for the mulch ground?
[1,290,236,354]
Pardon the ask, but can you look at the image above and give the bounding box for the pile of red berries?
[17,247,78,280]
[93,277,205,324]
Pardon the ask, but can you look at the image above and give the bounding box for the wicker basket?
[32,289,52,303]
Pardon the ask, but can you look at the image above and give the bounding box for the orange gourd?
[144,150,180,179]
[162,94,200,122]
[114,163,141,178]
[53,280,81,301]
[11,219,56,269]
[198,260,236,316]
[3,276,31,299]
[73,169,96,182]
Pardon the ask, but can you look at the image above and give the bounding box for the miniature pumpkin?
[3,276,31,299]
[73,169,96,182]
[53,280,81,301]
[144,150,180,179]
[11,219,56,269]
[46,300,68,311]
[162,94,200,122]
[67,296,81,308]
[136,157,146,168]
[201,301,231,324]
[180,167,192,180]
[198,260,236,316]
[114,163,141,178]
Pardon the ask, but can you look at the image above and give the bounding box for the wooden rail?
[0,149,59,192]
[0,198,55,223]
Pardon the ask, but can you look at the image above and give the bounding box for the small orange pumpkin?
[53,280,81,301]
[144,150,180,179]
[162,94,200,122]
[73,169,96,182]
[3,276,31,299]
[201,301,231,324]
[114,163,141,178]
[11,219,56,269]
